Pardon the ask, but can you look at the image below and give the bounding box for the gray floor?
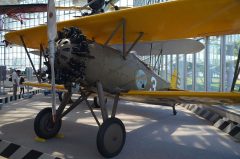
[0,94,240,159]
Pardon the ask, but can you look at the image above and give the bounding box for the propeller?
[47,0,57,121]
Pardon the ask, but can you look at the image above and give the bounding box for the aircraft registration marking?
[135,69,147,90]
[150,77,157,91]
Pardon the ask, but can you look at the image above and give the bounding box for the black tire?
[97,118,126,158]
[34,108,62,139]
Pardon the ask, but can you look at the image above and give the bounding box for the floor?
[0,93,239,159]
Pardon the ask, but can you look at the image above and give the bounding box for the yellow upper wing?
[121,90,240,106]
[5,0,240,49]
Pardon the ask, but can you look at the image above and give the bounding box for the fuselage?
[85,43,170,93]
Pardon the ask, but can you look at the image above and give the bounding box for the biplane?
[0,1,91,25]
[4,0,240,158]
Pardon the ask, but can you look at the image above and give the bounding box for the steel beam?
[204,37,210,91]
[193,52,196,91]
[220,36,226,92]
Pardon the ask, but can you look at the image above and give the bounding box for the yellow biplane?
[4,0,240,157]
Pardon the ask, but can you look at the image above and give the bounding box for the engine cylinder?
[48,27,91,84]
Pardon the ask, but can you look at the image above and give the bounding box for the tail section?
[170,69,179,90]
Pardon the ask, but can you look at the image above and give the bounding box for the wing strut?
[39,44,44,81]
[19,36,41,83]
[231,48,240,91]
[104,18,144,59]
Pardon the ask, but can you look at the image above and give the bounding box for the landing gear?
[97,118,126,158]
[93,96,100,108]
[34,107,62,139]
[93,96,107,108]
[34,81,125,158]
[172,104,177,115]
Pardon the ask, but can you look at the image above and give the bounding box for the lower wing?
[23,82,66,92]
[121,90,240,106]
[23,82,240,106]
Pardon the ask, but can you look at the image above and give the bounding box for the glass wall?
[0,0,133,71]
[1,0,240,92]
[133,0,240,92]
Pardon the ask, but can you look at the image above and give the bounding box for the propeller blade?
[47,0,57,120]
[47,0,57,41]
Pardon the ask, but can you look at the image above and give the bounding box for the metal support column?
[3,45,6,66]
[220,36,226,92]
[165,55,168,81]
[176,54,179,88]
[170,54,173,75]
[204,37,210,91]
[193,52,196,91]
[183,54,187,89]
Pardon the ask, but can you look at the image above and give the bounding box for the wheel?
[97,118,126,158]
[34,107,62,139]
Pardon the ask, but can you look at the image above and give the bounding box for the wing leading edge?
[121,91,240,106]
[23,82,66,91]
[5,0,240,49]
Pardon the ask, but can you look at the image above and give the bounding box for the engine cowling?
[46,27,92,85]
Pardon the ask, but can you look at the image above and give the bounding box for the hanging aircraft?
[0,1,92,25]
[4,0,240,158]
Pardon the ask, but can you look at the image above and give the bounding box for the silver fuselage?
[85,43,170,93]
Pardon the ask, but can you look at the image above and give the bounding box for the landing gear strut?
[172,104,177,115]
[34,81,125,158]
[93,96,107,108]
